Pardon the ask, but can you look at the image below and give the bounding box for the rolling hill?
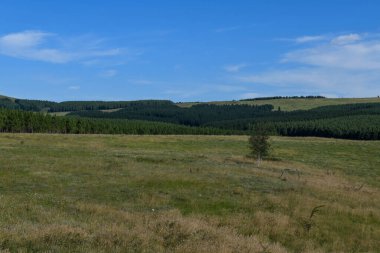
[1,94,380,140]
[2,94,380,112]
[177,97,380,111]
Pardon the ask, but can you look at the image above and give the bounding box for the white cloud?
[283,39,380,70]
[241,68,368,88]
[238,33,380,97]
[240,67,380,97]
[224,64,247,73]
[0,30,122,63]
[331,33,361,45]
[0,30,51,48]
[295,35,326,43]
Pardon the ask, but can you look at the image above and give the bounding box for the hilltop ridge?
[1,94,380,112]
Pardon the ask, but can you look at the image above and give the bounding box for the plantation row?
[272,115,380,140]
[69,103,275,126]
[71,102,380,125]
[0,95,325,112]
[205,103,380,126]
[47,100,176,112]
[0,97,176,112]
[1,104,380,140]
[0,109,235,135]
[240,95,326,101]
[205,115,380,140]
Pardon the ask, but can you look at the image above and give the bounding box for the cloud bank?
[239,33,380,97]
[0,30,122,63]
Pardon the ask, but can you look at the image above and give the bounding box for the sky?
[0,0,380,101]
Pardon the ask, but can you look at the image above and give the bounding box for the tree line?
[206,103,380,140]
[1,96,380,140]
[0,96,176,113]
[0,108,237,135]
[240,96,326,101]
[69,102,380,140]
[205,103,380,127]
[270,115,380,140]
[72,102,380,126]
[69,104,274,126]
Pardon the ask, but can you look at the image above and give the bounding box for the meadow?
[0,134,379,252]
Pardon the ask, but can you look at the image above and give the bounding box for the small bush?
[248,124,271,166]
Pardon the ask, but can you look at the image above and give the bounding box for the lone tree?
[248,123,271,166]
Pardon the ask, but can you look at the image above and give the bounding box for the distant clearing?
[177,97,380,111]
[49,108,123,116]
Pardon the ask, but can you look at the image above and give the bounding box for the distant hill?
[0,95,173,113]
[177,97,380,111]
[1,94,380,140]
[1,94,380,112]
[0,94,16,101]
[68,102,380,139]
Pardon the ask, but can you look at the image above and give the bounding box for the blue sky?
[0,0,380,101]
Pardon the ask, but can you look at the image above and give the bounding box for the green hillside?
[0,95,174,113]
[0,94,16,101]
[2,94,380,140]
[178,97,380,111]
[2,94,380,112]
[68,102,380,140]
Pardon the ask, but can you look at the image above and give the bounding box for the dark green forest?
[68,102,380,140]
[70,102,380,125]
[240,95,326,101]
[0,108,235,135]
[69,103,275,125]
[0,96,174,112]
[0,95,379,140]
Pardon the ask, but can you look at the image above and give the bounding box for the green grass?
[0,134,379,252]
[49,108,123,116]
[178,97,380,111]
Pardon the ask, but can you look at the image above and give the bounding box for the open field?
[49,108,123,117]
[0,134,379,252]
[177,97,380,111]
[48,111,71,116]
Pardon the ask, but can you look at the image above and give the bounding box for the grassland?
[0,134,379,252]
[177,97,380,111]
[49,108,124,116]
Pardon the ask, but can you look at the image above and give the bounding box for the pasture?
[0,134,379,252]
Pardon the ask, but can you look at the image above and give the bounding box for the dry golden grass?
[0,203,287,253]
